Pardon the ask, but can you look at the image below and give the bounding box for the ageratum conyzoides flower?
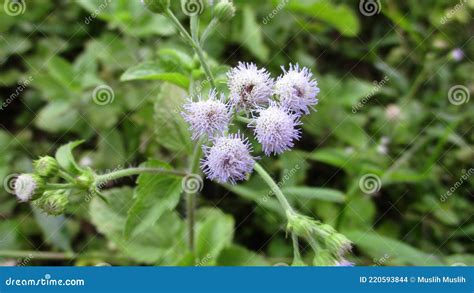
[182,90,231,140]
[251,105,301,156]
[227,62,274,110]
[275,64,320,115]
[14,174,45,202]
[201,133,255,184]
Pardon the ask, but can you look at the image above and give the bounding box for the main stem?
[165,9,216,88]
[254,163,295,215]
[95,167,186,185]
[186,142,203,253]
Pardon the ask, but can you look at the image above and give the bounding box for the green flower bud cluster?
[33,190,69,216]
[13,155,99,216]
[287,212,353,265]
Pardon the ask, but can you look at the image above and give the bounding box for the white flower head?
[227,62,274,110]
[182,90,231,140]
[275,64,320,115]
[14,174,44,202]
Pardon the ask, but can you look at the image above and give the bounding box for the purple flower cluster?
[181,62,319,184]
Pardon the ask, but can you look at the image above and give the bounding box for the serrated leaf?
[195,208,235,265]
[121,62,190,89]
[55,140,85,175]
[125,160,182,238]
[346,231,444,266]
[286,0,360,36]
[282,187,345,203]
[154,83,193,154]
[90,187,186,264]
[217,245,269,266]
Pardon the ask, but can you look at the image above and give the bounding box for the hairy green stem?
[0,250,131,262]
[45,183,75,190]
[165,9,216,88]
[95,167,186,185]
[254,163,295,215]
[186,142,203,254]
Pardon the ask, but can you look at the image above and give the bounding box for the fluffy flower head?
[252,105,301,155]
[201,133,255,184]
[275,64,320,115]
[227,62,274,109]
[182,90,230,140]
[14,174,44,202]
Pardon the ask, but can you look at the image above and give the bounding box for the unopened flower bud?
[326,233,352,257]
[33,156,59,178]
[141,0,170,14]
[14,174,45,202]
[34,190,69,216]
[76,169,95,190]
[214,0,235,22]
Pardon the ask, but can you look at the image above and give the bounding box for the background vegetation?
[0,0,472,266]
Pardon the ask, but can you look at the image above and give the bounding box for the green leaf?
[282,187,345,203]
[340,195,376,230]
[90,187,186,264]
[32,206,72,252]
[55,140,85,175]
[217,245,269,266]
[287,0,360,36]
[195,208,235,265]
[125,160,182,238]
[35,101,80,133]
[46,56,81,91]
[120,62,190,89]
[239,5,269,61]
[346,231,444,266]
[153,83,193,154]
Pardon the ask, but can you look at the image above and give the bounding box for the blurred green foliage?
[0,0,472,266]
